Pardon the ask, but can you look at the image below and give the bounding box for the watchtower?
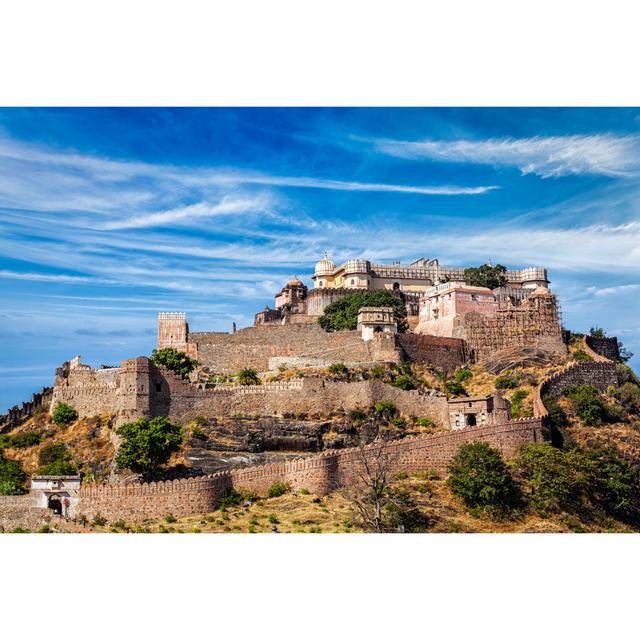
[357,306,397,342]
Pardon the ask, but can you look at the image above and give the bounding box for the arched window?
[466,414,477,427]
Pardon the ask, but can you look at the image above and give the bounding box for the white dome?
[314,253,336,276]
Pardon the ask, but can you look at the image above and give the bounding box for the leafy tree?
[0,451,26,495]
[51,402,78,426]
[454,368,473,383]
[318,290,407,332]
[236,368,261,385]
[38,443,77,475]
[448,442,519,518]
[511,443,585,516]
[115,417,183,479]
[151,347,199,377]
[463,263,507,289]
[444,380,467,396]
[589,326,606,338]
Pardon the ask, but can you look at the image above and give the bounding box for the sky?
[1,107,639,411]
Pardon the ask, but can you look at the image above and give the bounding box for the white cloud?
[374,134,640,178]
[588,283,640,296]
[0,270,116,284]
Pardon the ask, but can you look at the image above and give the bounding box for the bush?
[236,368,261,385]
[563,384,607,426]
[495,374,518,390]
[374,402,398,419]
[392,374,417,390]
[448,442,519,519]
[415,417,435,428]
[454,368,473,382]
[267,481,290,498]
[192,415,207,426]
[391,417,406,430]
[616,382,640,411]
[512,443,585,516]
[165,513,177,523]
[114,519,126,530]
[115,417,183,479]
[38,443,77,475]
[328,363,349,376]
[217,489,243,510]
[191,425,207,441]
[318,290,407,332]
[93,514,107,526]
[370,366,386,380]
[151,347,198,377]
[571,349,593,362]
[509,389,529,418]
[444,380,467,396]
[299,488,310,495]
[51,402,78,426]
[0,431,41,449]
[0,451,26,495]
[383,487,428,532]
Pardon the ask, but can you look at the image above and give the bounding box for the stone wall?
[0,386,52,433]
[76,418,542,522]
[0,495,64,531]
[189,324,401,373]
[539,361,618,401]
[150,365,451,427]
[396,334,468,372]
[585,335,620,362]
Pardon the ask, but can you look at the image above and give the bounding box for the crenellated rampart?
[77,417,543,522]
[0,386,53,433]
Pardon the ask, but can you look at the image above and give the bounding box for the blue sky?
[1,107,639,411]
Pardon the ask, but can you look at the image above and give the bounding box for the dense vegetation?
[116,417,183,479]
[463,263,507,289]
[52,402,78,426]
[0,431,41,449]
[318,290,407,332]
[0,450,26,495]
[151,347,199,377]
[236,368,261,385]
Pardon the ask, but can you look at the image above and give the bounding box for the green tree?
[236,368,261,385]
[0,451,26,495]
[115,417,183,479]
[511,443,585,516]
[448,442,519,518]
[318,290,407,332]
[151,347,199,377]
[562,384,607,426]
[51,402,78,426]
[463,263,507,289]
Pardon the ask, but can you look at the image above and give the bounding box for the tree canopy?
[151,347,199,377]
[318,290,407,332]
[463,263,507,290]
[115,417,183,479]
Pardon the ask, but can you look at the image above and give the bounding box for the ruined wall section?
[149,364,451,427]
[77,418,542,522]
[396,334,468,372]
[585,335,620,362]
[189,324,401,373]
[0,386,53,433]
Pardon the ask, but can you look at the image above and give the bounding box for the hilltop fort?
[0,254,629,530]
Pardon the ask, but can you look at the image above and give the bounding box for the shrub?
[563,384,607,426]
[495,374,518,390]
[391,416,406,430]
[392,374,417,390]
[236,368,261,385]
[114,519,126,530]
[151,347,198,377]
[415,417,434,428]
[299,488,310,495]
[454,368,473,382]
[267,481,290,498]
[2,431,42,449]
[448,442,519,519]
[370,366,386,380]
[38,443,77,475]
[318,290,407,332]
[192,415,207,426]
[191,425,207,441]
[93,514,107,526]
[571,349,593,362]
[374,402,398,419]
[0,451,26,495]
[512,443,585,516]
[509,389,529,418]
[38,525,51,534]
[51,402,78,426]
[217,489,243,510]
[328,363,349,376]
[165,513,177,523]
[268,514,279,524]
[395,471,408,480]
[444,380,467,396]
[616,382,640,411]
[349,410,366,427]
[115,417,183,479]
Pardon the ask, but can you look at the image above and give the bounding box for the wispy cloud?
[374,134,640,178]
[0,269,116,284]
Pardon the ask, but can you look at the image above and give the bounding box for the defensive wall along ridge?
[76,418,544,522]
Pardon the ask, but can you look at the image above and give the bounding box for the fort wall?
[585,335,620,362]
[0,386,52,433]
[189,324,401,373]
[77,418,542,522]
[396,334,467,372]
